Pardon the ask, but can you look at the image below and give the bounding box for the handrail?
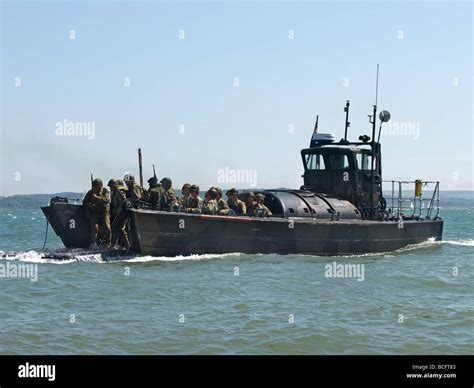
[382,180,440,219]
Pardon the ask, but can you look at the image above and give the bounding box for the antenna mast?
[344,100,350,141]
[375,64,379,106]
[371,64,379,141]
[370,64,380,220]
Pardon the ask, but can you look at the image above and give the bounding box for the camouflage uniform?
[212,187,230,215]
[186,184,203,214]
[186,196,203,213]
[246,202,257,216]
[109,180,127,218]
[124,174,144,201]
[245,192,257,216]
[179,183,191,209]
[180,195,192,209]
[227,188,246,215]
[254,194,272,217]
[145,177,162,210]
[216,198,230,215]
[202,199,218,214]
[202,188,219,215]
[128,184,144,200]
[83,178,111,247]
[108,179,129,248]
[159,177,178,210]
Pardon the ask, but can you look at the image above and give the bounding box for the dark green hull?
[42,202,443,256]
[41,202,91,249]
[129,209,443,256]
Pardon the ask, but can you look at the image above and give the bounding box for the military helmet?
[107,179,118,187]
[256,193,265,200]
[148,176,158,185]
[124,174,135,182]
[160,177,172,186]
[227,188,238,195]
[182,183,191,190]
[117,179,125,186]
[92,178,103,187]
[214,187,223,196]
[246,192,256,199]
[190,184,200,193]
[207,188,218,199]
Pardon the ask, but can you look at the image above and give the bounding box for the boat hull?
[41,202,91,249]
[41,203,444,256]
[128,209,444,256]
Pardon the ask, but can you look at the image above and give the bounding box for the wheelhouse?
[301,141,382,216]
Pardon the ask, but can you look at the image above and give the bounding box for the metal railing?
[383,180,440,219]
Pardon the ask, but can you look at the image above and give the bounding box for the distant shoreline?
[1,191,472,210]
[2,189,473,198]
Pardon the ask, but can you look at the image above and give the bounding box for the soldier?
[82,178,111,248]
[108,179,125,218]
[180,183,191,209]
[124,174,144,201]
[227,188,246,215]
[254,193,272,217]
[214,187,230,215]
[116,179,128,191]
[159,177,179,210]
[186,184,203,213]
[107,179,130,249]
[146,176,162,210]
[202,188,219,215]
[245,192,257,216]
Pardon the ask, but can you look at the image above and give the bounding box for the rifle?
[85,173,94,217]
[138,148,143,188]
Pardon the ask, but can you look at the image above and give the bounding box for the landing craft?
[41,97,443,257]
[42,64,443,257]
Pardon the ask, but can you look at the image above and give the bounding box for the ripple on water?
[0,208,472,354]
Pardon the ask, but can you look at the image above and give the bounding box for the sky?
[1,0,472,195]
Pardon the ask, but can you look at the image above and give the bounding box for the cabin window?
[329,154,349,169]
[356,153,373,170]
[305,154,325,170]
